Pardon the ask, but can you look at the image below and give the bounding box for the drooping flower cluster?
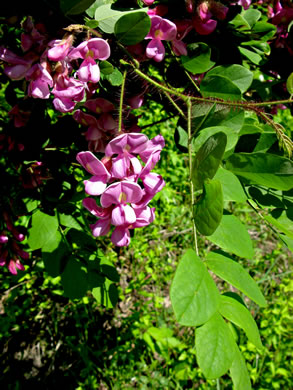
[76,132,165,246]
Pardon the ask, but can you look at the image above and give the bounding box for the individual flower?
[171,20,193,56]
[145,15,177,62]
[47,35,74,61]
[52,74,85,112]
[8,258,25,275]
[193,2,218,35]
[68,38,110,83]
[105,133,149,179]
[26,63,53,99]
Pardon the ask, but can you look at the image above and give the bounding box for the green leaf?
[229,13,250,30]
[205,251,267,307]
[170,249,220,326]
[208,214,254,259]
[264,208,293,239]
[61,256,88,299]
[28,210,58,250]
[200,75,242,101]
[100,60,114,75]
[252,22,276,41]
[239,47,262,65]
[59,213,83,231]
[196,313,236,379]
[226,153,293,191]
[92,278,118,308]
[230,347,252,390]
[85,18,100,28]
[194,180,223,236]
[242,9,261,28]
[192,105,244,134]
[193,126,239,155]
[174,125,188,151]
[104,67,123,86]
[181,42,215,74]
[207,65,253,94]
[115,11,151,45]
[192,132,227,188]
[286,72,293,95]
[219,295,263,349]
[253,132,277,153]
[86,0,113,18]
[95,4,147,34]
[214,167,247,202]
[60,0,95,15]
[42,231,69,277]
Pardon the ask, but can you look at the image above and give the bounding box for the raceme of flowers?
[76,132,165,246]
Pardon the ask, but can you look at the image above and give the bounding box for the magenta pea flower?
[192,1,217,36]
[47,36,74,61]
[131,206,155,228]
[76,151,111,195]
[105,133,148,179]
[82,198,112,237]
[52,74,85,112]
[101,181,143,208]
[0,47,36,80]
[8,258,25,275]
[68,38,110,83]
[145,15,177,62]
[100,181,142,247]
[26,63,53,99]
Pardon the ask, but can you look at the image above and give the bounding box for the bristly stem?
[133,68,189,102]
[163,91,186,118]
[118,70,127,133]
[187,98,199,255]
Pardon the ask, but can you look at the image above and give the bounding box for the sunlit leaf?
[214,167,247,202]
[219,295,263,349]
[170,249,220,326]
[206,251,267,307]
[196,313,236,379]
[208,214,254,259]
[226,153,293,191]
[28,210,58,251]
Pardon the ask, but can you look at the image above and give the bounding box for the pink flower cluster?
[76,132,165,246]
[0,212,29,275]
[0,17,110,113]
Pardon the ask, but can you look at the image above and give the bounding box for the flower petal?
[101,181,143,208]
[111,227,130,246]
[76,151,111,178]
[84,177,107,196]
